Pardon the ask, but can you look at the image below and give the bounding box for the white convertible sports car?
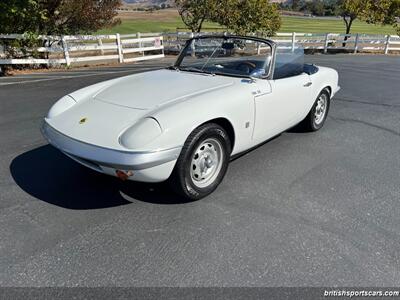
[42,35,340,200]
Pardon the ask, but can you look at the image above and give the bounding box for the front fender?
[146,81,255,156]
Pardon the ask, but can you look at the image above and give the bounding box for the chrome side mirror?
[250,68,266,79]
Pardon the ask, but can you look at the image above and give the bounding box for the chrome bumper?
[41,121,182,170]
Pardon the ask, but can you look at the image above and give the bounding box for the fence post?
[353,33,359,54]
[190,32,195,57]
[138,32,144,57]
[98,38,104,55]
[61,36,70,67]
[116,33,123,63]
[291,32,296,52]
[161,36,165,57]
[324,33,329,54]
[384,35,391,54]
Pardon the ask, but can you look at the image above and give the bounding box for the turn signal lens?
[116,170,133,181]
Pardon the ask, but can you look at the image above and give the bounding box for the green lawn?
[280,16,396,34]
[97,17,220,34]
[97,16,396,35]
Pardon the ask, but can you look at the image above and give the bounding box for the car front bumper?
[41,120,181,182]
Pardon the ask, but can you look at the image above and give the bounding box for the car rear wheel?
[301,89,330,132]
[169,123,231,200]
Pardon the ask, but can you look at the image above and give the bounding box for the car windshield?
[174,36,273,79]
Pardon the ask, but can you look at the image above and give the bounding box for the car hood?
[46,69,235,151]
[46,99,149,151]
[93,69,234,110]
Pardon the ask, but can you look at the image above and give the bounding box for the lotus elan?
[42,35,340,200]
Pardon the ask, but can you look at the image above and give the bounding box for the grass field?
[280,16,396,34]
[97,9,396,35]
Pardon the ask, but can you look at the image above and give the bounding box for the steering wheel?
[236,61,257,74]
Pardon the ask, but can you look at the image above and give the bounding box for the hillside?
[123,0,174,7]
[123,0,287,5]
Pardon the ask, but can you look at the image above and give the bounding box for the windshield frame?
[173,35,277,80]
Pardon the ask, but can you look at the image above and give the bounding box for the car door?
[252,73,312,145]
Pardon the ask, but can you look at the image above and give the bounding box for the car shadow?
[9,145,188,210]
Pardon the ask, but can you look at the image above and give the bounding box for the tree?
[333,0,369,47]
[323,0,342,16]
[175,0,281,36]
[175,0,216,33]
[307,0,325,16]
[0,0,121,35]
[291,0,303,11]
[361,0,400,36]
[212,0,282,36]
[0,0,121,67]
[0,0,45,34]
[336,0,400,44]
[338,0,366,37]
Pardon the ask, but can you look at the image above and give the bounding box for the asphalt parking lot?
[0,54,399,287]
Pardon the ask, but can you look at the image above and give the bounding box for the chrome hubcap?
[190,138,223,188]
[314,94,327,125]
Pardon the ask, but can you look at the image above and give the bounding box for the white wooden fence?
[0,32,164,66]
[163,32,400,54]
[1,31,399,67]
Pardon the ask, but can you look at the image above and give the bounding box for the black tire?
[169,123,231,200]
[300,89,331,132]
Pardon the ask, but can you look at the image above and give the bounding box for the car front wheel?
[301,89,331,131]
[169,123,231,200]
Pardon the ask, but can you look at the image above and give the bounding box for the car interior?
[181,40,319,80]
[200,57,270,77]
[192,55,318,79]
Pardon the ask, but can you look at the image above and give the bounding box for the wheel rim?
[190,138,224,188]
[314,93,328,125]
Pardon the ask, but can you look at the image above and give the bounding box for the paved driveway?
[0,55,399,286]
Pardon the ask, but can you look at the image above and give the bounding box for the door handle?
[303,82,312,87]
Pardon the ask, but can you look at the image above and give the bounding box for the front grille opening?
[69,154,102,172]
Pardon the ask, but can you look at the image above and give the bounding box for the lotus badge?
[79,117,88,124]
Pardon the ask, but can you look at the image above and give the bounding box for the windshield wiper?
[211,71,252,79]
[179,66,215,76]
[166,65,180,71]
